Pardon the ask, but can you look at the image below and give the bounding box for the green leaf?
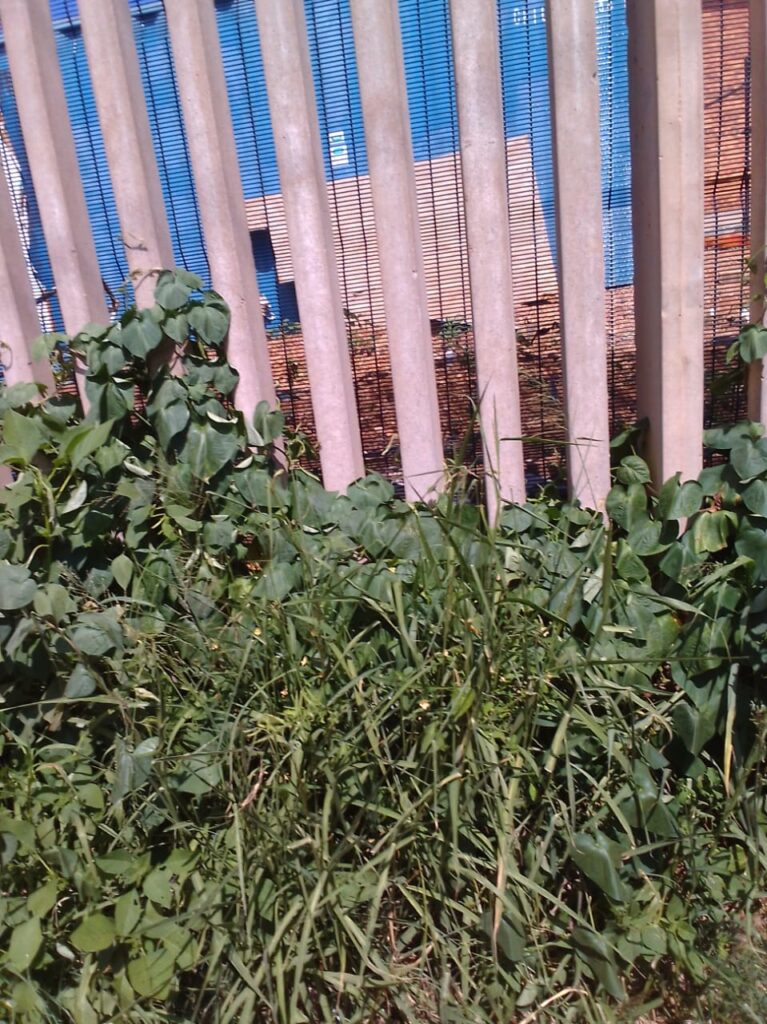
[253,401,284,445]
[90,341,127,376]
[154,399,190,451]
[154,269,194,310]
[0,381,44,411]
[738,324,767,362]
[65,664,98,699]
[691,511,733,553]
[2,408,46,463]
[480,910,525,963]
[571,927,624,1000]
[182,420,239,481]
[657,473,681,520]
[673,701,717,755]
[188,301,230,345]
[735,526,767,580]
[111,554,134,590]
[114,890,142,937]
[7,917,43,971]
[61,480,88,516]
[165,503,202,532]
[163,312,189,345]
[143,849,197,908]
[616,455,651,485]
[174,268,203,291]
[127,949,175,998]
[0,563,37,610]
[641,925,667,956]
[254,561,301,601]
[571,832,625,902]
[213,363,239,396]
[27,880,58,918]
[118,311,163,359]
[731,437,767,482]
[70,913,115,953]
[703,421,764,450]
[95,850,135,877]
[60,419,115,469]
[202,518,236,550]
[743,478,767,517]
[606,483,647,530]
[667,480,703,520]
[70,611,124,657]
[626,517,665,556]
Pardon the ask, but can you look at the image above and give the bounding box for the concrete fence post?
[749,0,767,424]
[627,0,705,485]
[253,0,364,492]
[546,0,611,510]
[164,0,276,427]
[0,0,108,406]
[449,0,526,519]
[79,0,174,309]
[350,0,444,501]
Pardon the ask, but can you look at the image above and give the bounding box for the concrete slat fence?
[547,0,611,510]
[449,0,526,519]
[0,0,108,407]
[0,0,718,504]
[164,0,276,427]
[628,0,705,486]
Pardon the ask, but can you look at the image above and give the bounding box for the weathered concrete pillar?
[79,0,174,308]
[627,0,704,484]
[0,0,108,404]
[254,0,364,492]
[350,0,444,500]
[165,0,277,427]
[0,167,55,392]
[547,0,611,510]
[449,0,526,518]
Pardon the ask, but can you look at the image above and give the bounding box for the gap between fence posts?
[546,0,611,511]
[254,0,364,493]
[350,0,444,502]
[627,0,704,485]
[749,0,767,424]
[0,0,109,409]
[449,0,526,521]
[164,0,276,430]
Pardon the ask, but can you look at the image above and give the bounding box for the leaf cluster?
[0,281,765,1023]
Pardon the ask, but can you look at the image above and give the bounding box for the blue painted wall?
[0,0,633,329]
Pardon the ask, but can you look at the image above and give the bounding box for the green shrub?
[0,273,765,1023]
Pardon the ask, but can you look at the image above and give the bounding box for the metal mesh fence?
[703,0,750,430]
[0,0,756,489]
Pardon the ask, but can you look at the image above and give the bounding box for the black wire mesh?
[0,0,757,490]
[703,0,750,430]
[304,0,396,480]
[498,0,564,495]
[0,53,62,338]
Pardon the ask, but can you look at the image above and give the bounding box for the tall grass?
[3,488,745,1023]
